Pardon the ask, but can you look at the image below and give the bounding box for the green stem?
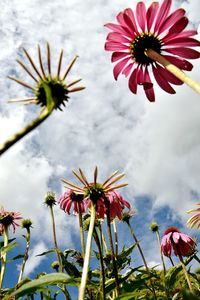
[78,202,85,259]
[106,204,120,296]
[0,226,9,288]
[49,206,62,272]
[18,228,31,283]
[169,257,174,266]
[78,203,96,300]
[127,221,157,300]
[112,220,118,257]
[156,230,166,275]
[93,228,106,300]
[179,255,193,292]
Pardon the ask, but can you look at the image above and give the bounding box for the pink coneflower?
[0,207,22,232]
[161,227,195,257]
[187,203,200,229]
[58,189,86,214]
[105,0,200,101]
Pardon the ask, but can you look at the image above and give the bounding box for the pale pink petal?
[124,8,139,34]
[152,64,176,94]
[164,47,200,59]
[129,67,139,94]
[111,52,130,62]
[155,63,183,85]
[154,0,172,33]
[105,41,129,51]
[146,2,159,32]
[157,8,185,35]
[180,233,192,243]
[122,62,134,77]
[136,2,146,32]
[162,54,193,71]
[113,57,130,80]
[164,37,200,47]
[172,232,180,243]
[106,32,131,44]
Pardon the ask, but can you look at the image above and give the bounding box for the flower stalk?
[146,49,200,94]
[78,201,85,259]
[0,226,9,288]
[18,225,31,283]
[178,254,193,292]
[78,203,96,300]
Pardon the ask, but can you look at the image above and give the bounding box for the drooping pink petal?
[113,57,130,80]
[136,2,146,32]
[154,0,172,33]
[164,37,200,47]
[105,41,129,51]
[106,32,131,44]
[162,54,193,71]
[173,29,198,38]
[116,12,135,35]
[111,52,130,62]
[143,67,155,102]
[146,2,159,32]
[155,63,183,85]
[137,65,144,85]
[152,64,176,94]
[157,8,185,35]
[164,47,200,59]
[172,232,180,243]
[128,67,139,94]
[163,17,189,42]
[122,62,134,77]
[124,8,139,34]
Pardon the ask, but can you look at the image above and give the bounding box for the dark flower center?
[71,193,84,202]
[131,34,162,66]
[84,183,105,203]
[36,78,69,110]
[0,214,14,227]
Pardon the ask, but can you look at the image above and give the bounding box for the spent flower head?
[187,203,200,229]
[105,0,200,101]
[8,43,85,111]
[58,189,85,214]
[21,219,33,231]
[0,207,22,232]
[161,227,195,257]
[44,191,56,207]
[150,222,160,233]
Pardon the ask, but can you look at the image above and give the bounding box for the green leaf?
[1,242,18,255]
[62,259,81,277]
[105,268,136,294]
[182,290,200,300]
[115,292,138,300]
[36,249,54,256]
[4,273,79,299]
[0,238,16,248]
[12,254,25,260]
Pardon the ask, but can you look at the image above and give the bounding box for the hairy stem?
[18,228,31,283]
[0,226,9,288]
[78,203,96,300]
[78,202,85,259]
[146,48,200,94]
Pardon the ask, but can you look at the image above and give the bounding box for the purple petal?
[152,64,176,94]
[129,67,139,94]
[117,12,135,35]
[105,41,129,51]
[162,54,193,71]
[113,57,130,80]
[164,47,200,59]
[173,30,198,38]
[157,8,185,35]
[155,63,183,85]
[154,0,172,33]
[168,16,188,34]
[136,2,146,32]
[111,52,130,62]
[146,2,159,32]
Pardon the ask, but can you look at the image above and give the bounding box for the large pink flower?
[58,189,86,214]
[0,207,22,232]
[161,227,195,257]
[105,0,200,101]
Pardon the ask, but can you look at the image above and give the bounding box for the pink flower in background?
[187,203,200,229]
[58,190,86,214]
[0,207,22,232]
[105,0,200,101]
[161,227,195,257]
[107,190,131,221]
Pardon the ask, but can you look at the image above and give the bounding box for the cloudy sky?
[0,0,200,285]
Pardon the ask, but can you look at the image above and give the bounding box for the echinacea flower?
[105,0,200,101]
[58,189,85,214]
[161,227,195,257]
[187,203,200,229]
[61,167,128,220]
[8,43,85,110]
[0,207,22,232]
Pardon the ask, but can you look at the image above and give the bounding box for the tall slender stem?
[49,206,62,272]
[93,228,106,300]
[106,204,120,296]
[179,255,193,292]
[78,203,96,300]
[127,221,157,300]
[112,220,118,256]
[0,226,9,288]
[18,228,31,283]
[78,202,85,259]
[156,230,166,275]
[146,49,200,94]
